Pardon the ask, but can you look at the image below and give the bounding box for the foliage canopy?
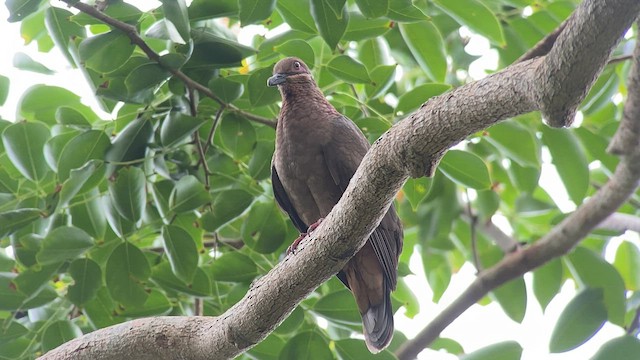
[0,0,638,359]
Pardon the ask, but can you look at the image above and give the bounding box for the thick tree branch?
[59,0,277,129]
[42,0,640,359]
[534,1,635,127]
[397,16,640,360]
[517,18,569,63]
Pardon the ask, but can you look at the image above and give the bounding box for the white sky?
[0,2,633,359]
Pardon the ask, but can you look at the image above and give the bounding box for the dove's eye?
[294,61,301,70]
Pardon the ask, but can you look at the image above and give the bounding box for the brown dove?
[267,57,403,353]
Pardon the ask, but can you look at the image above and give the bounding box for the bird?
[267,57,403,353]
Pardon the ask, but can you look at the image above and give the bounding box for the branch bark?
[42,0,640,359]
[397,15,640,360]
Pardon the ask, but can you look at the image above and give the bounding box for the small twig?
[608,54,633,65]
[349,84,369,117]
[203,106,225,155]
[627,307,640,335]
[187,87,211,189]
[60,0,277,129]
[465,190,482,272]
[516,18,569,63]
[194,299,203,316]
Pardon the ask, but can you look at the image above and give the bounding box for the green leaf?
[541,127,589,205]
[241,201,287,254]
[160,112,207,149]
[161,0,191,42]
[403,177,432,210]
[13,263,60,296]
[365,64,396,99]
[2,121,50,182]
[429,337,464,355]
[248,140,275,180]
[387,0,428,22]
[395,83,450,114]
[276,0,317,34]
[274,306,304,335]
[344,13,391,41]
[169,175,211,213]
[36,226,94,265]
[219,113,257,158]
[475,189,499,221]
[162,225,199,283]
[507,161,539,194]
[355,0,388,18]
[105,242,151,308]
[422,251,451,302]
[460,341,522,360]
[119,289,172,317]
[18,84,96,125]
[248,67,280,107]
[0,321,28,344]
[532,258,563,311]
[204,190,254,232]
[592,336,640,360]
[152,262,212,296]
[433,0,505,46]
[124,63,171,95]
[188,0,238,21]
[279,331,333,360]
[274,39,315,69]
[394,277,420,318]
[313,289,361,325]
[208,77,244,104]
[58,160,103,210]
[82,287,119,329]
[399,21,446,82]
[108,167,146,222]
[145,19,186,44]
[439,150,491,190]
[0,75,9,106]
[613,241,640,291]
[45,7,85,66]
[105,117,154,166]
[491,277,527,323]
[56,106,90,127]
[41,320,82,352]
[58,130,111,182]
[209,252,257,282]
[13,52,54,74]
[6,0,43,22]
[249,334,286,360]
[0,208,41,238]
[568,247,626,326]
[79,30,135,73]
[186,27,257,69]
[68,258,102,306]
[71,2,142,25]
[239,0,276,26]
[335,339,396,360]
[549,287,607,353]
[310,0,349,50]
[485,122,540,167]
[70,190,107,239]
[326,55,371,83]
[0,273,56,311]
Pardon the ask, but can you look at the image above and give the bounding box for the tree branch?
[59,0,277,129]
[42,0,640,359]
[597,212,640,234]
[397,15,640,360]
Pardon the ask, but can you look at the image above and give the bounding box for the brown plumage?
[268,57,403,353]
